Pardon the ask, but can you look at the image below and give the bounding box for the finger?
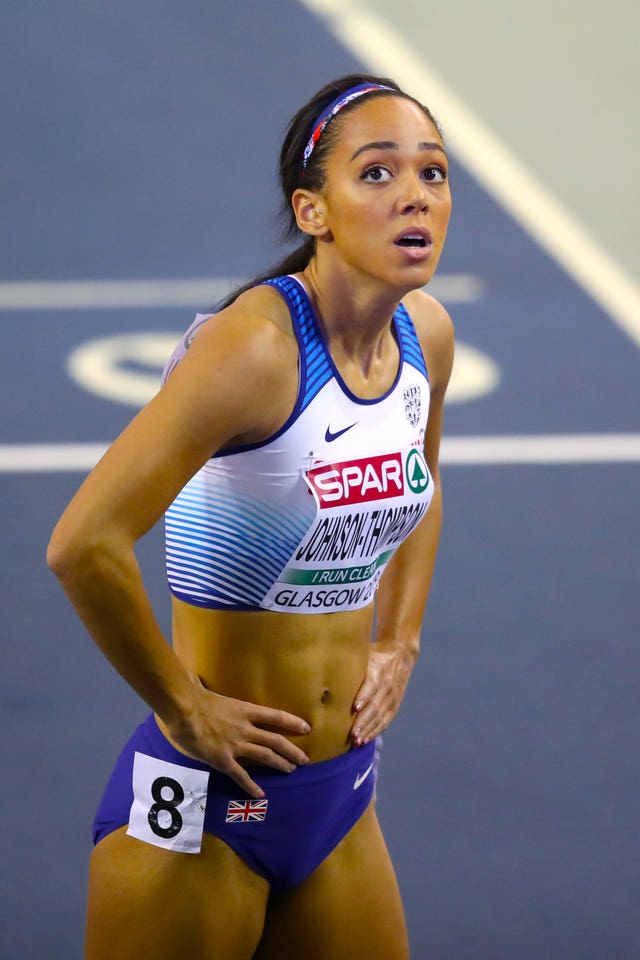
[226,761,266,800]
[351,695,394,744]
[350,684,382,729]
[350,699,374,742]
[352,676,376,714]
[252,729,309,765]
[352,718,381,746]
[358,704,397,744]
[241,743,300,773]
[251,705,311,735]
[353,661,388,713]
[357,716,384,744]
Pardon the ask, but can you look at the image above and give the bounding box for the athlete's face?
[318,96,451,291]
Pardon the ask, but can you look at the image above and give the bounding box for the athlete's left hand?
[349,641,416,746]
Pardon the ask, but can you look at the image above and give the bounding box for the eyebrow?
[350,140,447,161]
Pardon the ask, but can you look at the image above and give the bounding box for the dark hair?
[216,73,442,309]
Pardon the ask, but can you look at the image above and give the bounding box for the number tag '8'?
[128,752,210,854]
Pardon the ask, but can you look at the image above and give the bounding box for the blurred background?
[1,2,638,957]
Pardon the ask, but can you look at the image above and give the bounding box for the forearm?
[374,478,443,657]
[48,535,313,795]
[350,483,443,745]
[47,533,193,725]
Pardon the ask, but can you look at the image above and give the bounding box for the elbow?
[46,523,87,583]
[46,541,70,581]
[47,510,133,589]
[46,518,114,586]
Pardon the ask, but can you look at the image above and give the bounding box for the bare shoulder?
[402,288,455,398]
[184,283,296,369]
[226,282,296,336]
[159,282,299,445]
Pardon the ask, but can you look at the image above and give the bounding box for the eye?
[360,165,393,183]
[422,165,448,184]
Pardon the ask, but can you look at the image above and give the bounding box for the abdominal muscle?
[163,596,375,763]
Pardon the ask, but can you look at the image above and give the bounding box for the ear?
[291,189,331,239]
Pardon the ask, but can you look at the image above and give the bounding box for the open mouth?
[395,236,427,248]
[393,228,433,249]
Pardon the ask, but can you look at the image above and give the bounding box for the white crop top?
[163,275,433,614]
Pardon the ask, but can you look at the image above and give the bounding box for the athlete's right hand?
[161,675,311,798]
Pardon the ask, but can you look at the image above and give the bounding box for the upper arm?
[403,289,455,475]
[52,289,298,550]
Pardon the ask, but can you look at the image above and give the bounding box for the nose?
[399,177,429,215]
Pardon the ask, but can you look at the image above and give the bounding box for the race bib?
[262,449,431,613]
[127,752,210,854]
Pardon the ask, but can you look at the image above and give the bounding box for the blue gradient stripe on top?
[394,303,429,379]
[264,276,333,410]
[165,473,314,606]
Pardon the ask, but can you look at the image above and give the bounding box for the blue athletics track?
[1,3,638,958]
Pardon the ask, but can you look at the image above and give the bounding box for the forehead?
[333,95,442,152]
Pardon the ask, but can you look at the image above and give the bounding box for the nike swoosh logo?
[353,761,374,790]
[325,422,357,443]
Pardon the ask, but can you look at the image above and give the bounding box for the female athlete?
[47,73,454,959]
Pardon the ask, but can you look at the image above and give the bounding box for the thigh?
[255,803,409,960]
[86,827,270,960]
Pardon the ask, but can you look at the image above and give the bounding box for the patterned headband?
[302,82,394,170]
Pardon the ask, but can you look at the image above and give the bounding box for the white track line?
[2,435,639,473]
[0,279,239,310]
[0,444,109,472]
[298,0,640,350]
[0,274,482,310]
[442,434,640,465]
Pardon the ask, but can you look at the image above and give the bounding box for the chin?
[392,264,437,294]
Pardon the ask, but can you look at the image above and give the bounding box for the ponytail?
[213,238,314,311]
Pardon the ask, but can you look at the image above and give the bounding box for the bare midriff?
[167,596,375,762]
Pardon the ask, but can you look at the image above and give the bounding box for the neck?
[300,256,403,362]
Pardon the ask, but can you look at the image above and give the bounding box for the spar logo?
[406,448,430,494]
[306,452,404,508]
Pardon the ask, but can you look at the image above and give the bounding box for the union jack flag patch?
[225,799,269,823]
